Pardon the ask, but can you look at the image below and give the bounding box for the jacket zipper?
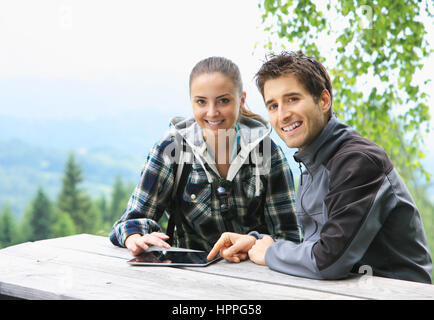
[298,162,303,186]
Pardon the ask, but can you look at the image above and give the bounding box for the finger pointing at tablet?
[207,232,256,263]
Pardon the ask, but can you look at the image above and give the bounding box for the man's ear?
[319,89,331,115]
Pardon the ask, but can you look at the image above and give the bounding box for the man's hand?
[207,232,257,263]
[125,232,171,256]
[248,235,275,265]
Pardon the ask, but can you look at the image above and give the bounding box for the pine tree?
[57,152,96,233]
[95,194,111,233]
[0,204,18,248]
[58,152,83,215]
[109,175,127,224]
[28,186,52,241]
[51,208,77,237]
[96,195,107,219]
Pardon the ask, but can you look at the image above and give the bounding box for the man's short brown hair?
[255,51,333,118]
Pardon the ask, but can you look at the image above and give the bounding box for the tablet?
[127,250,222,267]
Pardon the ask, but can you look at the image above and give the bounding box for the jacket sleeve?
[109,138,177,247]
[262,142,302,243]
[265,151,391,279]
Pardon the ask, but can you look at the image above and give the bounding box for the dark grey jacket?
[264,116,432,283]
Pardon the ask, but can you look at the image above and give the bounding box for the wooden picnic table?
[0,234,432,300]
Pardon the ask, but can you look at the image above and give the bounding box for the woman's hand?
[207,232,257,263]
[125,232,171,256]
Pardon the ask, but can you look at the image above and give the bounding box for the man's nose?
[278,103,292,122]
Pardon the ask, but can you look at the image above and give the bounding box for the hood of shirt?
[167,115,272,184]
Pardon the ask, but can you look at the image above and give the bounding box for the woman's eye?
[288,97,298,103]
[219,98,230,104]
[196,99,206,105]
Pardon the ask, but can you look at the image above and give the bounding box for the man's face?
[264,74,330,150]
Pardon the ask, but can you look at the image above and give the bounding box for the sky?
[0,0,271,119]
[0,0,433,162]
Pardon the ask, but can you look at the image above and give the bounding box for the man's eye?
[268,104,277,111]
[288,97,298,103]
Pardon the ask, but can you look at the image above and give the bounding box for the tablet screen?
[127,250,221,267]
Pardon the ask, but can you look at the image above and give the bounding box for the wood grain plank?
[0,242,357,300]
[186,256,434,300]
[32,234,434,300]
[5,234,432,300]
[33,234,130,259]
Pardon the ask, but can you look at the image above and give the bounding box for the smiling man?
[208,51,432,283]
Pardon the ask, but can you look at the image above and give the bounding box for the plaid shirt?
[110,124,302,251]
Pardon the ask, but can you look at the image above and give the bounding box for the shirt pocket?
[180,181,213,237]
[239,173,266,229]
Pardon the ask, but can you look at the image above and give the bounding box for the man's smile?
[282,121,303,133]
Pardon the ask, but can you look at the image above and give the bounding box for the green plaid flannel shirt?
[110,132,302,251]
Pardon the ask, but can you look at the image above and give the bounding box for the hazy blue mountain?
[0,112,178,154]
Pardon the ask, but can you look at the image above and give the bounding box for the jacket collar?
[293,116,353,170]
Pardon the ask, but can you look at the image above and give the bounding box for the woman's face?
[190,72,245,138]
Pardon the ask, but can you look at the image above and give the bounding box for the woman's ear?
[241,91,247,106]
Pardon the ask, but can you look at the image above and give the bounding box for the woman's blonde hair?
[189,56,262,120]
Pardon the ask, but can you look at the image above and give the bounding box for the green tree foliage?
[0,152,140,246]
[108,175,127,225]
[94,194,109,234]
[96,194,108,219]
[57,152,85,215]
[27,186,53,241]
[258,0,433,182]
[57,153,98,233]
[51,208,77,238]
[0,204,19,248]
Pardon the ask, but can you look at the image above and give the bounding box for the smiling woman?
[189,57,255,172]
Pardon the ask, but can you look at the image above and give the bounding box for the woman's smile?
[205,119,225,128]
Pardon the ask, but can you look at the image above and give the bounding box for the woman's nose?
[207,103,219,117]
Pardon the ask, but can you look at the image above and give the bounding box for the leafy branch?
[258,0,433,182]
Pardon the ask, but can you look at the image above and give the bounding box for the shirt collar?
[293,116,353,169]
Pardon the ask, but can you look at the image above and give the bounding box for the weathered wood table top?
[0,234,432,300]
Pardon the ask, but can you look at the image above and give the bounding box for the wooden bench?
[0,234,432,300]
